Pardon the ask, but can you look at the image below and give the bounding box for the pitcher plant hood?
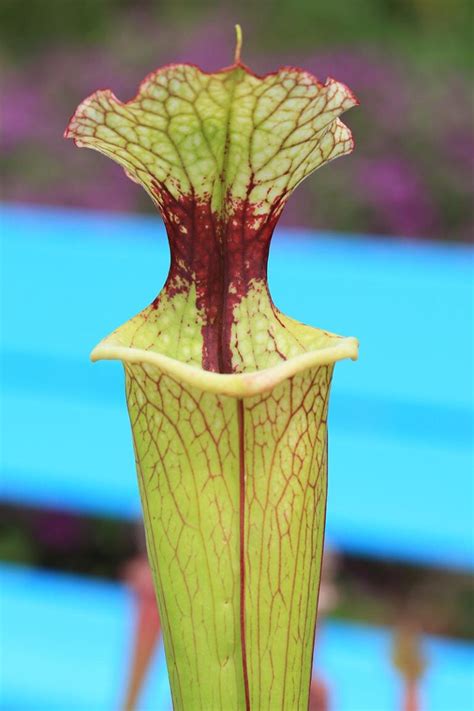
[65,29,359,393]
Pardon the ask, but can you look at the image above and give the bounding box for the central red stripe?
[238,399,251,711]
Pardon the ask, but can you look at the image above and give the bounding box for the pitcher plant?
[66,27,359,710]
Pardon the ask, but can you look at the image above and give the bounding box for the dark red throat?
[152,181,285,373]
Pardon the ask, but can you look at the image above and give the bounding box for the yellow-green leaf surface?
[66,30,358,710]
[127,362,332,709]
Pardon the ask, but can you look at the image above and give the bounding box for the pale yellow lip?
[91,336,358,398]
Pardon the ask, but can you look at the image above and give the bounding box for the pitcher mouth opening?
[91,335,358,398]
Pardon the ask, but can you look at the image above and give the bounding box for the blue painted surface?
[0,563,473,711]
[1,204,473,567]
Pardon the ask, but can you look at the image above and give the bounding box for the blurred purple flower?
[355,158,437,237]
[1,81,52,149]
[172,16,234,71]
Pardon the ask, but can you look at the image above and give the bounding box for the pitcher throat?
[151,191,282,374]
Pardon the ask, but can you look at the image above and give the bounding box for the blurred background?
[1,1,473,709]
[1,0,473,240]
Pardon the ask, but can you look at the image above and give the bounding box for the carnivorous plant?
[66,27,358,710]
